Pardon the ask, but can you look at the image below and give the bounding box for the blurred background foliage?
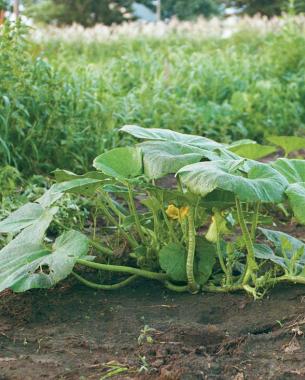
[18,0,305,26]
[23,0,135,26]
[231,0,305,16]
[0,0,304,175]
[1,19,305,175]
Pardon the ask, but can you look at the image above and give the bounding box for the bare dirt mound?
[0,280,305,380]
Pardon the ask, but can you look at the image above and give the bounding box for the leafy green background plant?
[1,21,305,176]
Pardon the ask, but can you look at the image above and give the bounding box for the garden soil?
[0,280,305,380]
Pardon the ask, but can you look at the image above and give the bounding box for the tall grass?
[1,18,305,175]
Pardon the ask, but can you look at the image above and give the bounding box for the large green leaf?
[0,203,88,292]
[53,169,106,182]
[0,207,57,255]
[200,190,236,210]
[228,139,256,148]
[254,243,286,269]
[194,237,216,285]
[158,242,187,282]
[138,141,213,179]
[259,228,305,264]
[177,159,288,203]
[211,148,245,160]
[36,186,63,208]
[0,207,57,291]
[267,136,305,156]
[271,159,305,184]
[37,178,104,207]
[271,159,305,223]
[122,125,240,174]
[149,187,200,207]
[229,142,276,160]
[11,230,89,292]
[158,238,216,285]
[286,182,305,224]
[54,178,104,196]
[150,186,233,210]
[0,203,44,234]
[120,125,222,151]
[93,147,143,180]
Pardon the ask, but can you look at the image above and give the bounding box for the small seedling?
[138,325,156,345]
[138,356,150,373]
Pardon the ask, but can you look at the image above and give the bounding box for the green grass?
[1,20,305,176]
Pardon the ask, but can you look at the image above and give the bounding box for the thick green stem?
[177,176,183,192]
[203,284,244,293]
[76,259,169,281]
[72,272,138,289]
[98,199,138,249]
[235,198,258,284]
[151,208,160,248]
[266,275,305,286]
[102,192,127,220]
[216,236,226,274]
[216,236,232,286]
[203,283,259,298]
[250,202,260,240]
[180,219,188,244]
[127,183,146,242]
[89,240,113,256]
[214,213,229,280]
[186,207,199,293]
[164,281,189,292]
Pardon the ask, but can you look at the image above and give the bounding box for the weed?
[138,325,156,345]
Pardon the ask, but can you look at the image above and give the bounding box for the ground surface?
[0,281,305,380]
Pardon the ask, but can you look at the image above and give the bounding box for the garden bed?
[0,280,305,379]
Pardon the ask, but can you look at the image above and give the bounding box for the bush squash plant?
[1,125,305,298]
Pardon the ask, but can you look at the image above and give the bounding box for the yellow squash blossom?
[166,204,189,222]
[205,211,229,243]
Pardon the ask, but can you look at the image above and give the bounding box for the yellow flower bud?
[179,206,190,221]
[166,204,189,222]
[166,204,180,220]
